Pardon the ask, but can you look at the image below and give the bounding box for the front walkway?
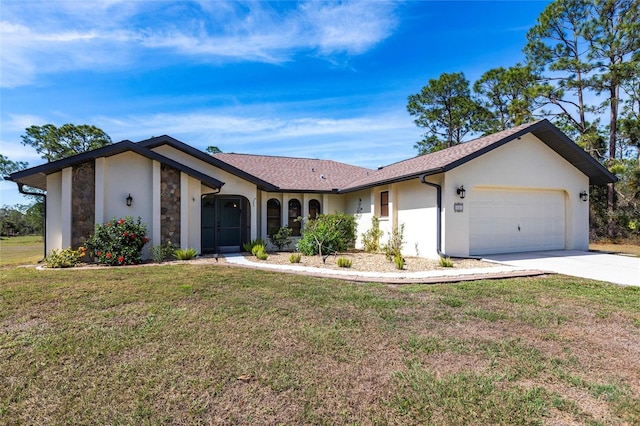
[223,254,546,284]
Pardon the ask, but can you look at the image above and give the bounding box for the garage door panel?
[469,189,566,255]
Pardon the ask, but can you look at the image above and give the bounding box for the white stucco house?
[7,119,617,259]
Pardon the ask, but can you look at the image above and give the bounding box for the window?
[380,191,389,217]
[266,199,281,236]
[288,199,302,236]
[308,199,321,220]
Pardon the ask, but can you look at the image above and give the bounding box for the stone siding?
[71,161,95,248]
[161,164,181,245]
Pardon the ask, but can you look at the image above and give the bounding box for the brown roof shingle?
[340,120,543,191]
[213,153,372,192]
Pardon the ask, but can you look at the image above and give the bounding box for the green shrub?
[243,239,266,253]
[337,257,352,268]
[150,241,176,263]
[255,249,268,260]
[289,252,302,263]
[361,216,383,253]
[393,253,404,270]
[251,244,266,256]
[44,246,86,268]
[85,217,149,266]
[269,226,293,251]
[297,213,357,256]
[439,256,454,267]
[383,223,405,261]
[174,248,197,260]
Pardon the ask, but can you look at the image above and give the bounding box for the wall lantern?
[579,190,588,202]
[126,193,133,207]
[456,185,466,199]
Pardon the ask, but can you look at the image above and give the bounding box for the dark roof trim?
[7,140,224,191]
[340,119,616,192]
[442,119,617,185]
[338,168,445,193]
[138,135,278,191]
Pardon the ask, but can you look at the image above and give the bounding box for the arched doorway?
[202,195,250,253]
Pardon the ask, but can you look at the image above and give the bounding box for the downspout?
[420,174,479,260]
[17,183,47,261]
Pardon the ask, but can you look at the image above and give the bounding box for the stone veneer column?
[160,164,181,246]
[71,161,96,248]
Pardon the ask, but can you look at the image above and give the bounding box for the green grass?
[1,263,639,424]
[0,235,43,267]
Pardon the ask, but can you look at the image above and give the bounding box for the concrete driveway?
[484,250,639,286]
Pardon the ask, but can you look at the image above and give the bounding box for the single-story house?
[7,119,617,259]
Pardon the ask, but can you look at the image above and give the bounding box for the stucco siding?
[102,152,154,257]
[46,172,63,253]
[444,133,590,255]
[396,179,439,258]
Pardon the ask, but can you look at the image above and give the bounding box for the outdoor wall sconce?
[456,185,466,199]
[579,190,588,202]
[126,193,133,207]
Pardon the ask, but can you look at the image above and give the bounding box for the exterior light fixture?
[579,190,588,202]
[456,185,466,199]
[126,193,133,207]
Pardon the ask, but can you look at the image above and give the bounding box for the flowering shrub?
[85,217,149,266]
[44,246,87,268]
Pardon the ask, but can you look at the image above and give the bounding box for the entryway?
[201,195,250,253]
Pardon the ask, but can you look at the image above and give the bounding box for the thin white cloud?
[92,107,419,168]
[0,1,399,87]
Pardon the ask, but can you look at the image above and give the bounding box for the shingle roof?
[6,141,224,191]
[213,153,372,192]
[6,119,616,195]
[340,119,617,191]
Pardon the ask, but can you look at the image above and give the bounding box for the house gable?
[340,120,616,193]
[7,140,225,192]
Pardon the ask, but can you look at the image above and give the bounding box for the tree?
[296,213,356,256]
[206,146,222,154]
[524,0,600,149]
[0,203,43,236]
[584,0,640,237]
[618,62,640,162]
[525,0,639,238]
[473,64,548,133]
[21,124,112,162]
[0,154,28,177]
[407,72,487,154]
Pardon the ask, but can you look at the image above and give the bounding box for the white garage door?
[469,189,566,255]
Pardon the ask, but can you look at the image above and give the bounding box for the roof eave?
[6,140,225,192]
[338,168,446,193]
[138,136,279,191]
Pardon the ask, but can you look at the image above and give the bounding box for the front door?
[202,195,250,254]
[216,197,242,252]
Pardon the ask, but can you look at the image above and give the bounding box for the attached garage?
[469,188,566,255]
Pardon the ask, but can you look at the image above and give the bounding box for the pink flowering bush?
[85,217,149,266]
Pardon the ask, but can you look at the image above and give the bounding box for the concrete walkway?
[484,250,639,287]
[223,254,546,284]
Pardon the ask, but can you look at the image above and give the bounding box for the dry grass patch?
[0,235,43,267]
[1,265,639,425]
[590,239,640,257]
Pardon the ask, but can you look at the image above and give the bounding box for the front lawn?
[1,265,638,424]
[0,235,43,267]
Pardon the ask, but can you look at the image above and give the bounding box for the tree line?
[407,0,639,239]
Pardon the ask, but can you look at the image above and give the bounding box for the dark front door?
[202,195,249,254]
[216,197,242,252]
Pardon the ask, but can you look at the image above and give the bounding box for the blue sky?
[1,0,551,206]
